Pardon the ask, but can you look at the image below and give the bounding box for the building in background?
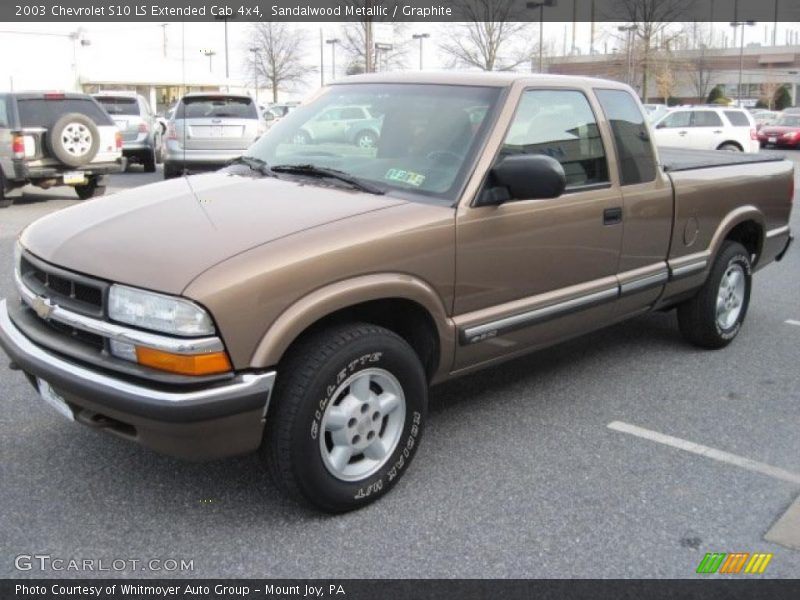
[548,45,800,107]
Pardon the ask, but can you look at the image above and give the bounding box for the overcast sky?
[1,20,799,101]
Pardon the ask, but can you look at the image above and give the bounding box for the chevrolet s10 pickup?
[0,74,794,512]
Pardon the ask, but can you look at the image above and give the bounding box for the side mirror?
[264,112,275,121]
[656,122,667,129]
[477,154,566,206]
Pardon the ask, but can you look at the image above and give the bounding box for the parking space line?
[785,320,800,327]
[607,421,800,485]
[765,494,800,551]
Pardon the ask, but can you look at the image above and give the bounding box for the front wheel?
[677,241,752,349]
[264,323,427,513]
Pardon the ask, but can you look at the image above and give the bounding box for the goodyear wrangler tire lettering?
[263,323,427,513]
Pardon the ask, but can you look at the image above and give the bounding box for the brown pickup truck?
[0,74,794,512]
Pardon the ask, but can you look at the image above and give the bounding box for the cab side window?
[501,89,609,188]
[0,96,7,128]
[594,88,657,186]
[659,111,691,128]
[691,111,723,127]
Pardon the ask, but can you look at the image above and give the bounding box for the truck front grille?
[20,253,106,317]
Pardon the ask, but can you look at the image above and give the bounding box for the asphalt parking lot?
[1,155,798,579]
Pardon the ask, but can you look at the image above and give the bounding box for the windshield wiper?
[270,164,385,195]
[226,156,275,177]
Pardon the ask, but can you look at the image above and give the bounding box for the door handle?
[713,130,723,134]
[603,207,623,225]
[678,131,688,136]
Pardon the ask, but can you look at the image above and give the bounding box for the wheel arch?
[716,140,743,151]
[709,207,765,267]
[250,274,455,383]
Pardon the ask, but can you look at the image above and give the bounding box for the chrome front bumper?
[0,298,276,460]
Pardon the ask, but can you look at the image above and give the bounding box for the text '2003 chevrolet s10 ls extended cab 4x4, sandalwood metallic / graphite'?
[0,74,794,512]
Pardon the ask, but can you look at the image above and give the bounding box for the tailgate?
[178,118,258,150]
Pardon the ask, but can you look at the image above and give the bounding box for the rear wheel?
[292,131,311,145]
[142,148,157,173]
[717,142,742,152]
[74,178,106,200]
[677,241,752,349]
[163,163,181,179]
[355,130,378,149]
[264,323,427,513]
[0,172,12,208]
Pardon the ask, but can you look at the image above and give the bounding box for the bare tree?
[245,23,313,103]
[687,47,716,101]
[439,0,534,71]
[611,0,692,100]
[760,74,783,110]
[339,20,408,74]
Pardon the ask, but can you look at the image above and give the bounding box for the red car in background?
[759,113,800,148]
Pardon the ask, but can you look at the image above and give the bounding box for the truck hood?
[20,172,407,294]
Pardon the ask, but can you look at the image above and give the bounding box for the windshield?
[96,96,140,116]
[177,96,258,120]
[776,115,800,127]
[245,83,501,201]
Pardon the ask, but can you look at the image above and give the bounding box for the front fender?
[249,273,456,383]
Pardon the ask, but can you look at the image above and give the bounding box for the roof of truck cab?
[332,71,632,89]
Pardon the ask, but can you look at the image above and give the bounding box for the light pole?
[326,38,340,81]
[374,42,393,72]
[202,50,216,73]
[730,20,756,107]
[526,1,557,73]
[618,25,636,86]
[249,47,259,103]
[412,33,430,70]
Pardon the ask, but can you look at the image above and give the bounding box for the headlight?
[108,284,215,336]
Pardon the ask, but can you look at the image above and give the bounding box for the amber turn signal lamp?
[135,347,232,376]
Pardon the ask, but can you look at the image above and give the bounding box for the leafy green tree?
[774,86,792,111]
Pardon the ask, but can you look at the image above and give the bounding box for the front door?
[453,88,624,372]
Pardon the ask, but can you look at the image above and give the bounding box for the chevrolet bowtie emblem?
[31,296,54,320]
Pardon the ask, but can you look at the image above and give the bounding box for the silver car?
[93,92,162,173]
[164,93,265,179]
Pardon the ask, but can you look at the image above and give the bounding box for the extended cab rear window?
[18,98,113,128]
[594,88,657,186]
[176,96,258,119]
[724,111,751,127]
[95,96,140,116]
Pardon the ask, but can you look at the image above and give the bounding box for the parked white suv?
[652,106,759,153]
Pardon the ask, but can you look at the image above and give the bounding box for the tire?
[142,148,157,173]
[264,323,427,513]
[163,163,181,179]
[354,130,378,149]
[48,113,100,167]
[74,178,106,200]
[677,241,752,349]
[717,142,742,152]
[292,130,311,145]
[0,172,12,208]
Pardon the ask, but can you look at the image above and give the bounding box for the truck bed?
[658,147,784,172]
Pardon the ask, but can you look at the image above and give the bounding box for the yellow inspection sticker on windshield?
[385,168,425,187]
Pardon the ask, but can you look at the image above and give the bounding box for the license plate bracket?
[36,378,74,421]
[63,171,87,185]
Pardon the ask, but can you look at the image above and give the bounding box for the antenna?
[181,21,186,177]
